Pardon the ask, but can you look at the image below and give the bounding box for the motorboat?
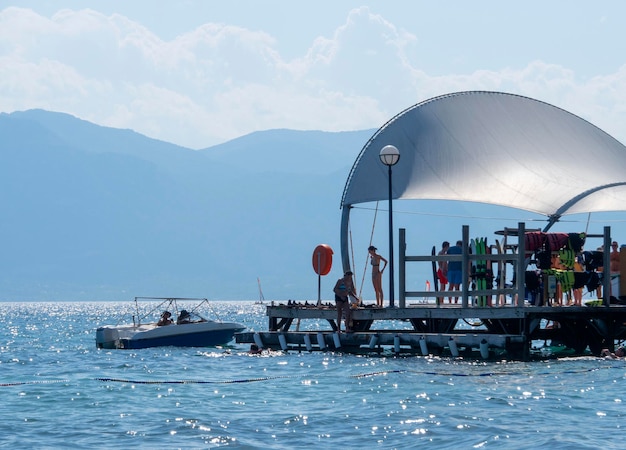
[96,297,246,349]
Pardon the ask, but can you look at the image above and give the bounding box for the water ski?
[495,239,505,306]
[470,238,477,306]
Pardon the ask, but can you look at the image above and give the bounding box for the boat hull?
[96,321,245,349]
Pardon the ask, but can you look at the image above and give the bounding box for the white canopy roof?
[341,91,626,223]
[339,91,626,273]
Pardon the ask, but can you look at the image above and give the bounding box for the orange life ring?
[312,244,333,275]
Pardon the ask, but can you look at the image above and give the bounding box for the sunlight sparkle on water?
[2,301,624,449]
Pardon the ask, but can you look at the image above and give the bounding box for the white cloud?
[2,6,626,149]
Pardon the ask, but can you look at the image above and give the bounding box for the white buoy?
[448,337,459,357]
[394,335,400,354]
[253,332,264,349]
[278,333,288,351]
[419,337,428,356]
[317,332,326,350]
[333,332,342,348]
[480,339,489,359]
[303,333,313,352]
[368,334,379,348]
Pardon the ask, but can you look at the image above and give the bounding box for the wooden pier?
[236,303,626,359]
[236,223,626,360]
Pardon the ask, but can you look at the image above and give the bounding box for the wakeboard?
[431,245,439,305]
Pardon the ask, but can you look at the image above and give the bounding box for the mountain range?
[0,109,376,301]
[4,109,620,302]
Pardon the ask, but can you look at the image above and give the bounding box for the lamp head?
[379,145,400,166]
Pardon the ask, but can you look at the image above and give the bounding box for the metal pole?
[517,222,526,306]
[388,164,395,307]
[399,228,406,308]
[604,226,611,306]
[317,251,322,306]
[461,225,469,308]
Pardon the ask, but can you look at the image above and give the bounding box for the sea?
[1,300,625,449]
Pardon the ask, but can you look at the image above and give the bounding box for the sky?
[4,1,626,300]
[2,1,626,150]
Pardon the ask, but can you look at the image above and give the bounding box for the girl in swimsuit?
[368,245,388,307]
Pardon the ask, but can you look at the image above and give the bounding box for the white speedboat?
[96,297,245,349]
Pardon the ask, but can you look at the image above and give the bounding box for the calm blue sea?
[1,300,624,449]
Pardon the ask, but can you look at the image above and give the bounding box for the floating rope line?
[352,370,406,378]
[0,379,69,387]
[355,365,619,379]
[95,375,293,384]
[5,365,620,389]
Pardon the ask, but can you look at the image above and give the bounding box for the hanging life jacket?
[525,231,546,253]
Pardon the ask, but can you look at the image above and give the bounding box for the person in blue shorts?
[446,240,463,303]
[333,271,358,332]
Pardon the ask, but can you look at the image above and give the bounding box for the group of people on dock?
[599,241,621,299]
[437,240,463,303]
[330,235,623,332]
[529,240,621,306]
[435,237,622,306]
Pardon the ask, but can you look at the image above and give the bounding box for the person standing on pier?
[447,240,463,303]
[611,241,621,273]
[333,271,358,332]
[437,241,450,304]
[368,246,388,307]
[596,245,604,299]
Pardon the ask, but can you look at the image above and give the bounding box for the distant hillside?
[202,129,374,175]
[0,110,375,301]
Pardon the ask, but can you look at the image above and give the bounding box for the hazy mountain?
[202,128,373,175]
[0,109,375,301]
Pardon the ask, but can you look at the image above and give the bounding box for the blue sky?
[2,1,626,149]
[3,1,626,299]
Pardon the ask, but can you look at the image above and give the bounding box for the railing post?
[517,222,526,307]
[604,226,611,306]
[399,228,406,308]
[461,225,470,308]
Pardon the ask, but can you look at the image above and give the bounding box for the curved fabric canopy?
[340,91,626,270]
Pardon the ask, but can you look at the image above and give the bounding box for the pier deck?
[236,303,626,360]
[236,223,626,360]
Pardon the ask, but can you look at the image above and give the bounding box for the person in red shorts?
[437,241,450,303]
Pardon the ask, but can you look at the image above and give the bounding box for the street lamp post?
[379,145,400,308]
